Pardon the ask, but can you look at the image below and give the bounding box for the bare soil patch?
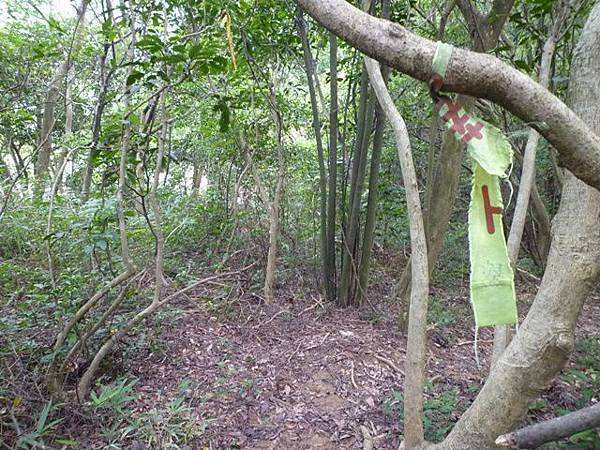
[114,281,599,449]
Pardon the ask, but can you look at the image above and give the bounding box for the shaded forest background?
[0,0,598,448]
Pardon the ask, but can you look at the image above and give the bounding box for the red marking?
[441,99,469,134]
[438,98,484,143]
[462,122,484,143]
[482,185,503,234]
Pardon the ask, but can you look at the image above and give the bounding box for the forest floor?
[2,255,599,449]
[65,266,600,449]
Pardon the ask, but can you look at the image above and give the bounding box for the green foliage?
[428,296,456,328]
[558,428,600,450]
[561,334,600,408]
[383,389,404,420]
[16,401,64,449]
[527,398,547,411]
[563,368,600,407]
[574,334,600,371]
[365,309,385,324]
[423,389,459,443]
[90,379,138,415]
[383,387,460,443]
[123,379,213,449]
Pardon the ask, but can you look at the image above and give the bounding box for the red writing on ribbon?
[439,98,484,144]
[482,185,503,234]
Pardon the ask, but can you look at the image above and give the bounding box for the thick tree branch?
[496,402,600,449]
[297,0,600,192]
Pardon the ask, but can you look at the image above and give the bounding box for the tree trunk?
[356,0,391,305]
[8,137,26,179]
[264,85,286,304]
[529,181,551,263]
[264,190,281,304]
[297,5,331,301]
[35,0,88,193]
[53,72,73,192]
[263,150,285,304]
[81,36,113,200]
[148,88,168,304]
[492,0,571,366]
[326,32,339,302]
[365,55,429,450]
[36,72,65,185]
[339,66,372,306]
[192,159,202,196]
[394,130,464,326]
[436,3,600,447]
[0,143,11,182]
[241,83,286,305]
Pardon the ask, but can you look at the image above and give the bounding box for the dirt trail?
[119,283,600,449]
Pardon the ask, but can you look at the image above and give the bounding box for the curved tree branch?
[297,0,600,192]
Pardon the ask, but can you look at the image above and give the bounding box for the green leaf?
[101,18,117,41]
[189,43,207,60]
[47,16,66,34]
[514,60,531,72]
[55,439,79,446]
[136,34,163,53]
[213,100,230,132]
[160,53,187,64]
[36,401,52,434]
[126,71,144,86]
[17,434,44,449]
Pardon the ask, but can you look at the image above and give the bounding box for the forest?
[0,0,599,448]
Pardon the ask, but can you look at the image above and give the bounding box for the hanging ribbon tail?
[469,163,518,328]
[430,41,518,330]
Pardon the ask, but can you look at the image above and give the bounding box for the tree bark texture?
[356,0,391,305]
[297,5,332,302]
[338,67,375,306]
[326,32,339,302]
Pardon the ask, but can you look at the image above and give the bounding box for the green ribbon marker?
[432,41,453,78]
[469,163,517,327]
[431,42,518,330]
